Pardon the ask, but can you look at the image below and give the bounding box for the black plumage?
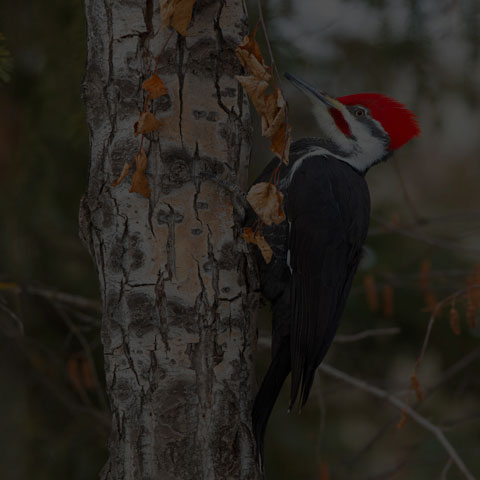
[247,138,371,468]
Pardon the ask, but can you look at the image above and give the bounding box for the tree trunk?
[80,1,260,478]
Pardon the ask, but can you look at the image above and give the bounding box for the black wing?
[287,155,368,409]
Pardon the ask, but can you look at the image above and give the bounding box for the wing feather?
[287,158,365,409]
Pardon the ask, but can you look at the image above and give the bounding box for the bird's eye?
[354,109,365,117]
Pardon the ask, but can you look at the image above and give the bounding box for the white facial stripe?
[343,110,388,172]
[312,103,355,154]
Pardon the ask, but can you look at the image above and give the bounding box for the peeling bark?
[80,1,260,478]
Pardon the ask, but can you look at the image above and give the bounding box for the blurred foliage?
[0,0,106,478]
[0,33,13,84]
[0,0,479,479]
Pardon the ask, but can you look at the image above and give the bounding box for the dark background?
[1,0,479,478]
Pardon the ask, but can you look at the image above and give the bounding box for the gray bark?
[80,1,260,478]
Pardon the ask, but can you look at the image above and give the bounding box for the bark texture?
[80,1,260,478]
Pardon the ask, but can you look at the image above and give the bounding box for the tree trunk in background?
[80,1,260,478]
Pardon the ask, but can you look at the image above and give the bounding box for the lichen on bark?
[80,1,260,478]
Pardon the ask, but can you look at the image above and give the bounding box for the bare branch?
[416,285,480,370]
[392,157,423,223]
[257,327,400,350]
[27,285,102,312]
[426,347,480,394]
[335,327,400,343]
[440,458,452,480]
[319,363,475,480]
[53,304,108,411]
[369,215,480,254]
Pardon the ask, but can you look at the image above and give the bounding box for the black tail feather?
[252,342,291,470]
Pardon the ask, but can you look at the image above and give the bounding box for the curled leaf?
[129,148,151,198]
[112,162,131,187]
[246,182,285,226]
[419,259,431,291]
[449,304,461,335]
[160,0,196,36]
[236,75,270,108]
[382,284,394,318]
[142,74,168,99]
[235,30,291,164]
[243,227,273,264]
[422,290,437,312]
[235,29,271,82]
[410,373,424,401]
[397,408,407,429]
[466,294,477,329]
[134,111,161,136]
[270,122,291,165]
[363,274,379,312]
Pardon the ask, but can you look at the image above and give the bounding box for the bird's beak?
[284,72,344,110]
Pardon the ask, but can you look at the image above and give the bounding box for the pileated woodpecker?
[248,73,420,469]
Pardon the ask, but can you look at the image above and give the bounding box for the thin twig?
[54,304,108,411]
[256,0,290,166]
[426,347,480,395]
[257,0,281,80]
[440,412,480,431]
[342,416,398,469]
[27,285,101,312]
[369,215,480,254]
[416,285,480,369]
[319,363,475,480]
[257,327,401,350]
[0,300,24,335]
[335,327,401,343]
[154,29,175,74]
[440,458,452,480]
[392,158,423,223]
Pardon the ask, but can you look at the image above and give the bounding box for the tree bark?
[80,1,260,478]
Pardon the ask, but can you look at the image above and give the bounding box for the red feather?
[337,93,420,150]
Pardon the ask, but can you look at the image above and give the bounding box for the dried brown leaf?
[419,259,431,291]
[235,30,271,82]
[67,356,82,393]
[397,408,407,429]
[246,182,286,226]
[467,269,480,310]
[160,0,196,36]
[111,162,131,187]
[423,289,437,312]
[363,274,379,312]
[80,357,94,390]
[449,305,461,335]
[236,31,291,165]
[236,75,269,110]
[466,294,477,329]
[243,227,273,264]
[236,26,263,65]
[262,89,286,138]
[474,264,480,285]
[382,284,395,318]
[142,74,168,99]
[135,148,148,171]
[269,122,291,165]
[134,111,161,137]
[410,373,424,401]
[129,149,151,198]
[319,462,330,480]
